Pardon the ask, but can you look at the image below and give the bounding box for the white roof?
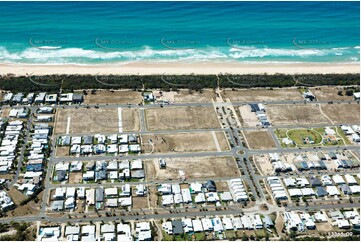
[162,194,174,205]
[314,212,327,222]
[212,217,223,232]
[283,178,296,187]
[119,145,128,153]
[288,188,302,197]
[136,222,150,232]
[81,225,95,235]
[101,224,115,234]
[173,193,183,204]
[117,223,131,239]
[131,159,142,169]
[181,188,192,203]
[190,182,203,193]
[345,174,357,184]
[301,188,315,196]
[105,187,118,196]
[350,185,360,194]
[326,186,340,196]
[138,230,151,241]
[220,192,233,201]
[66,187,76,197]
[65,226,80,235]
[172,184,181,194]
[194,193,206,203]
[232,217,243,229]
[192,219,203,232]
[332,175,345,184]
[182,218,193,233]
[201,218,213,231]
[222,217,233,230]
[118,197,132,207]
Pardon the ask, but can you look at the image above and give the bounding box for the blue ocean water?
[0,1,359,64]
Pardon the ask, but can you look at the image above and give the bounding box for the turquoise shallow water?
[0,1,359,64]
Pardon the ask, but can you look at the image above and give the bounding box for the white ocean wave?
[0,45,358,63]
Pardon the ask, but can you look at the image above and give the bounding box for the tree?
[345,89,354,96]
[242,232,248,241]
[337,90,343,96]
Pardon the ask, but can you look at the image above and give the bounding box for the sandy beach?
[0,62,359,76]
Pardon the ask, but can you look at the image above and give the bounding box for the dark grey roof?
[318,161,327,169]
[96,188,104,202]
[315,186,328,197]
[205,180,216,192]
[57,170,67,181]
[310,177,322,187]
[51,200,64,211]
[328,152,337,159]
[83,135,93,145]
[96,170,107,180]
[172,220,184,235]
[72,93,84,102]
[340,184,352,194]
[128,134,138,143]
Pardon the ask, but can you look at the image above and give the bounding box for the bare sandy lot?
[84,90,142,104]
[267,104,329,125]
[122,108,140,132]
[55,108,139,134]
[253,155,274,176]
[0,107,10,118]
[55,147,70,157]
[145,106,220,130]
[69,172,83,184]
[141,132,229,154]
[222,88,304,102]
[309,87,355,101]
[172,89,216,103]
[238,105,259,127]
[157,89,215,103]
[244,130,277,149]
[320,103,360,124]
[145,156,239,180]
[132,196,149,210]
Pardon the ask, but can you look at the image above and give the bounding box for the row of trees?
[0,73,359,93]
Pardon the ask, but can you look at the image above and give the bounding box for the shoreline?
[0,62,359,76]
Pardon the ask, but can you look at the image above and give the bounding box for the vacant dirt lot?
[309,87,354,101]
[132,196,149,210]
[69,172,83,184]
[238,105,259,127]
[141,131,228,154]
[145,106,219,130]
[84,90,142,104]
[55,108,118,134]
[122,108,140,132]
[172,89,216,103]
[145,156,239,180]
[148,186,158,208]
[55,108,139,134]
[320,103,360,124]
[222,88,303,102]
[267,104,329,125]
[6,189,41,218]
[244,130,277,149]
[7,188,27,205]
[55,147,70,157]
